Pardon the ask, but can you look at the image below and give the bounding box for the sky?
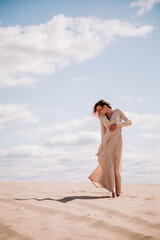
[0,0,160,184]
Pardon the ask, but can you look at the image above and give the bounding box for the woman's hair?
[92,99,112,118]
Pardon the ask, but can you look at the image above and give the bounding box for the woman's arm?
[116,109,132,127]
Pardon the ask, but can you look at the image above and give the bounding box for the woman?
[88,99,132,198]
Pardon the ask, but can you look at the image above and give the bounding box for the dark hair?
[92,99,112,118]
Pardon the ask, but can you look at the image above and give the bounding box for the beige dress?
[88,109,132,194]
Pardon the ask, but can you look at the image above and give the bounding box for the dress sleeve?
[116,109,132,128]
[100,118,106,140]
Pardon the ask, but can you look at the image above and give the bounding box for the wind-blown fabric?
[88,109,132,194]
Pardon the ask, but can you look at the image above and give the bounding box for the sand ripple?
[0,182,159,240]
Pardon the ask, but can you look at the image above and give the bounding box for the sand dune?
[0,182,159,240]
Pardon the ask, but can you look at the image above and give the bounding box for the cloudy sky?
[0,0,160,184]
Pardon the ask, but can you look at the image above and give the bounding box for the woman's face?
[96,105,107,116]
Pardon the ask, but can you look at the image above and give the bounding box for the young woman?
[88,99,132,198]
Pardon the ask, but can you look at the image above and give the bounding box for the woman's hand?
[109,123,117,132]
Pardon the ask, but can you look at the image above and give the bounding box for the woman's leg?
[114,153,122,196]
[115,168,121,196]
[114,135,122,197]
[112,192,116,198]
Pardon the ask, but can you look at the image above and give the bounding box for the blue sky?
[0,0,160,183]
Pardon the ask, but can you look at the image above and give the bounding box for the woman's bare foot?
[112,192,116,198]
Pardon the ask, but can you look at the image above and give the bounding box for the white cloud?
[1,112,160,183]
[0,116,100,181]
[0,14,153,88]
[120,95,131,102]
[0,143,98,181]
[126,112,160,129]
[124,136,133,142]
[12,111,160,140]
[130,0,160,15]
[0,103,38,129]
[137,96,144,102]
[0,141,159,183]
[12,116,100,139]
[0,145,52,159]
[112,87,121,92]
[123,144,160,183]
[46,132,99,147]
[73,77,90,82]
[120,96,144,103]
[139,132,160,139]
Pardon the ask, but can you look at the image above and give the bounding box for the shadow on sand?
[14,195,111,203]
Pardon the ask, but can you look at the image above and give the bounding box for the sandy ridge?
[0,182,160,240]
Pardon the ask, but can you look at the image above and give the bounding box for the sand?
[0,182,159,240]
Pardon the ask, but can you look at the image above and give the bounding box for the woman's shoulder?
[113,108,123,116]
[113,108,121,113]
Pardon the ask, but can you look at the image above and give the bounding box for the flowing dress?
[88,109,132,194]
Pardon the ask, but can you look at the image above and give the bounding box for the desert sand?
[0,182,159,240]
